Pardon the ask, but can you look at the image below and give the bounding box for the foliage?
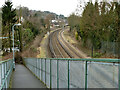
[23,28,34,43]
[68,13,81,31]
[1,0,66,58]
[75,31,79,40]
[68,1,119,50]
[2,1,17,52]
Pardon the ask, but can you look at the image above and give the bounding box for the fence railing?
[0,59,13,89]
[24,58,119,89]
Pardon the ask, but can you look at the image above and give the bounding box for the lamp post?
[12,23,21,70]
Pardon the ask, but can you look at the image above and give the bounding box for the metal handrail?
[24,57,120,62]
[49,58,119,62]
[0,59,13,90]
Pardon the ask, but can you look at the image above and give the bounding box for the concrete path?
[12,64,47,88]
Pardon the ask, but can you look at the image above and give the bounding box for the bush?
[75,32,79,40]
[93,52,103,58]
[15,52,23,64]
[23,28,34,43]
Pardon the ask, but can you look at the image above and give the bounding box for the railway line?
[49,29,70,58]
[59,30,85,58]
[48,28,83,58]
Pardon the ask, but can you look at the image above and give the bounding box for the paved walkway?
[12,64,47,88]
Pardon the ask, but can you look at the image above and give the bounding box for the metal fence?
[24,58,119,89]
[0,9,2,60]
[0,59,13,89]
[101,41,119,56]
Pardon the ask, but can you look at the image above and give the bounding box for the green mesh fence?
[24,58,119,89]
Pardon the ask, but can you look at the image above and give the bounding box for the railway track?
[49,29,70,58]
[59,30,84,58]
[49,28,83,58]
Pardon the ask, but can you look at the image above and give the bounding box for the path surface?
[12,64,47,88]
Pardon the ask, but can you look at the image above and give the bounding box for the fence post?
[33,59,34,74]
[118,56,120,90]
[1,63,2,89]
[118,41,120,90]
[5,62,7,88]
[38,59,40,79]
[68,60,70,90]
[50,59,52,89]
[36,58,37,76]
[4,63,5,88]
[37,58,38,77]
[85,61,88,90]
[45,59,46,84]
[39,59,41,79]
[41,58,43,81]
[57,60,59,89]
[118,62,120,90]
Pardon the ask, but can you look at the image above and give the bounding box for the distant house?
[51,19,60,27]
[20,17,24,23]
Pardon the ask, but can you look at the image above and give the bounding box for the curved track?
[49,29,71,58]
[49,29,82,58]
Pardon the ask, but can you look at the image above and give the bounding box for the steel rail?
[59,29,82,58]
[49,29,65,58]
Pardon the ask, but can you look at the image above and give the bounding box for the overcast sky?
[0,0,81,17]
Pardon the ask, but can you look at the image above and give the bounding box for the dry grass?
[21,31,49,58]
[63,28,92,57]
[2,53,13,60]
[37,33,49,58]
[21,35,43,58]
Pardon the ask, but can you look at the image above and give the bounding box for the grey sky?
[0,0,81,17]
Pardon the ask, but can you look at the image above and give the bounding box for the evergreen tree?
[2,1,17,52]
